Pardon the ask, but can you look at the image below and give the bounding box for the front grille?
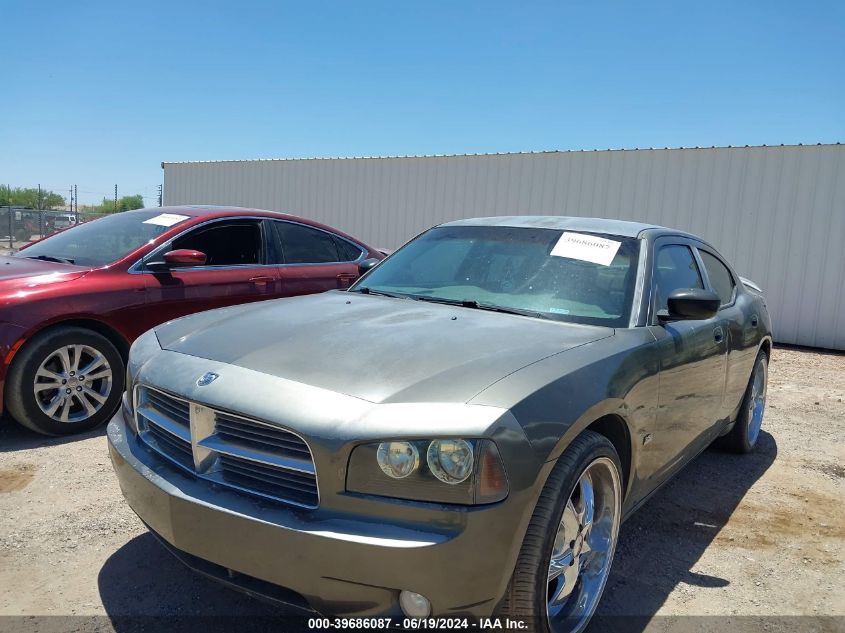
[145,421,194,469]
[135,386,318,509]
[214,411,312,459]
[146,389,190,427]
[135,389,193,470]
[218,454,319,508]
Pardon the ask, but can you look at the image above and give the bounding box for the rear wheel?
[500,431,622,633]
[6,327,124,436]
[721,350,768,453]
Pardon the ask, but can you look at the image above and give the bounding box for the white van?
[53,213,78,230]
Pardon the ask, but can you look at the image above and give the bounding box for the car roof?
[438,215,697,239]
[125,206,376,249]
[129,205,302,220]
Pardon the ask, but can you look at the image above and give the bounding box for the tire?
[6,326,124,436]
[500,430,623,633]
[720,350,768,454]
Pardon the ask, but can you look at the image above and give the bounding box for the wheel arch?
[759,336,772,360]
[537,401,637,505]
[46,318,131,360]
[584,414,634,501]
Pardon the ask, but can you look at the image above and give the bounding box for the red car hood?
[0,255,90,289]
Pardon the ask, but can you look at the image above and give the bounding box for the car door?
[269,220,363,295]
[696,246,751,419]
[642,238,728,484]
[142,217,281,326]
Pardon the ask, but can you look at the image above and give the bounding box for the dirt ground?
[0,347,843,631]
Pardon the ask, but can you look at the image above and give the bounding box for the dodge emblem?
[197,372,219,386]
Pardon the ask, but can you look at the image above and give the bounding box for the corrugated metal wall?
[163,144,845,350]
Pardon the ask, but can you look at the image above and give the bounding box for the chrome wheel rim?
[547,457,621,632]
[746,358,768,445]
[33,344,113,424]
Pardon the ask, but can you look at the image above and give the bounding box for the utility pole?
[74,184,78,215]
[69,187,73,212]
[7,184,12,249]
[38,183,42,210]
[157,184,163,207]
[114,184,118,212]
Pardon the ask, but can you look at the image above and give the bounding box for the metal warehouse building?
[163,143,845,350]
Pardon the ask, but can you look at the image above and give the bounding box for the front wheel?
[6,326,124,436]
[500,430,622,633]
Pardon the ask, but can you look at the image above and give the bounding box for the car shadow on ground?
[590,430,778,632]
[0,415,107,452]
[97,432,777,632]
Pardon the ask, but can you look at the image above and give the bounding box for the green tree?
[96,194,145,213]
[0,185,66,209]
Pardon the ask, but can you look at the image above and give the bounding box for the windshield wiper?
[351,287,409,299]
[24,254,75,264]
[409,295,550,320]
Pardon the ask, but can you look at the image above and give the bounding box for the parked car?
[52,213,79,230]
[0,206,382,436]
[108,216,771,631]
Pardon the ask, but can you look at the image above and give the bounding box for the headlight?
[427,439,473,484]
[377,441,420,479]
[347,439,508,505]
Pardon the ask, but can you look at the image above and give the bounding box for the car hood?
[154,291,613,404]
[0,255,89,289]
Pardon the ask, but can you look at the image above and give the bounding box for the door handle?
[713,327,724,344]
[248,275,275,285]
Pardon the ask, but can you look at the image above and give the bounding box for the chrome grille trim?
[214,412,312,458]
[134,385,319,509]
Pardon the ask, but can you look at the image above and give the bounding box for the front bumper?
[107,410,536,617]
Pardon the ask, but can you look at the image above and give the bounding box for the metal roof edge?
[161,142,844,166]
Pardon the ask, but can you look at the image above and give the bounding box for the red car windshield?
[16,210,192,267]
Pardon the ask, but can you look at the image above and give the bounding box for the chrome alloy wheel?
[546,457,622,631]
[746,357,768,446]
[33,345,113,424]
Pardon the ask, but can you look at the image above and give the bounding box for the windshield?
[15,210,191,267]
[352,225,641,327]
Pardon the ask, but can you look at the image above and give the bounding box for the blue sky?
[2,1,843,205]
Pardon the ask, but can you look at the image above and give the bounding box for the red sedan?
[0,206,382,436]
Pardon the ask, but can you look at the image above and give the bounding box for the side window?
[171,221,262,266]
[333,236,364,262]
[699,250,736,306]
[275,221,339,264]
[654,244,704,311]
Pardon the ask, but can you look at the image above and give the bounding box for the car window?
[333,236,364,262]
[172,221,262,266]
[274,221,340,264]
[654,244,704,311]
[699,250,736,306]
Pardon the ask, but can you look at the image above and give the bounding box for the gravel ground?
[0,346,842,631]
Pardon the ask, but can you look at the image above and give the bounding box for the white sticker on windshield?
[142,213,190,227]
[550,232,622,266]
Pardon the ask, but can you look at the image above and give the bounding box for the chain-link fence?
[0,207,110,253]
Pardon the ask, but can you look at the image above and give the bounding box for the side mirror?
[659,288,720,322]
[358,257,381,275]
[148,249,207,269]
